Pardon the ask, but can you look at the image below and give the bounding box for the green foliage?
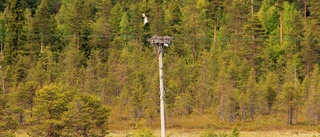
[231,127,239,137]
[1,0,320,134]
[200,130,228,137]
[30,84,110,137]
[131,127,155,137]
[258,0,279,35]
[200,127,239,137]
[0,93,18,136]
[4,0,26,64]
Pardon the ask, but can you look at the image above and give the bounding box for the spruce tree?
[306,64,320,124]
[90,0,111,60]
[119,12,130,48]
[32,0,54,53]
[4,0,26,64]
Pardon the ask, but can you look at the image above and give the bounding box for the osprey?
[142,13,149,25]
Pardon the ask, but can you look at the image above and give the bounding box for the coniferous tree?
[262,71,279,114]
[278,58,302,125]
[246,68,258,120]
[61,94,110,136]
[4,0,26,64]
[301,0,320,76]
[31,84,70,136]
[32,0,55,53]
[258,0,279,35]
[223,0,250,47]
[109,2,123,44]
[241,15,265,70]
[90,0,112,60]
[119,12,130,48]
[0,13,5,56]
[306,64,320,124]
[0,92,17,136]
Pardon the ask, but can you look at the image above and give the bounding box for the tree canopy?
[0,0,320,135]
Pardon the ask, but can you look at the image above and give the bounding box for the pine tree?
[58,41,86,87]
[4,0,26,64]
[262,71,279,114]
[198,0,223,49]
[223,0,250,47]
[0,92,18,136]
[240,15,265,69]
[142,0,164,36]
[257,0,279,35]
[278,58,302,125]
[301,0,320,76]
[84,49,105,94]
[194,51,214,113]
[277,0,284,44]
[109,3,123,43]
[61,94,110,136]
[246,68,258,120]
[181,0,206,61]
[90,0,112,61]
[164,0,184,55]
[32,0,55,53]
[282,2,303,60]
[216,60,237,122]
[306,64,320,124]
[128,3,143,43]
[12,81,38,125]
[31,84,110,136]
[119,12,130,48]
[30,84,70,136]
[0,13,5,56]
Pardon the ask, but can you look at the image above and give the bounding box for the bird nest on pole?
[149,35,172,47]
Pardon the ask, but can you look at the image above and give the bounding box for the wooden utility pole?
[149,35,172,137]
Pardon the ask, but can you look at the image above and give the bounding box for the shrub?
[131,128,155,137]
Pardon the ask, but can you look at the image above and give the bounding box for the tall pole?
[149,35,171,137]
[158,45,166,137]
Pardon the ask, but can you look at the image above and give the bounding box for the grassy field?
[15,129,320,137]
[107,129,320,137]
[15,114,320,137]
[105,113,320,136]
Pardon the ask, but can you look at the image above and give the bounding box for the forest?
[0,0,320,136]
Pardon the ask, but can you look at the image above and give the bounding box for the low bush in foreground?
[200,127,239,137]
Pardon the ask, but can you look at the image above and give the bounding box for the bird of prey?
[142,13,149,25]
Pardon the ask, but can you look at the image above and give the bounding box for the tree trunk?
[40,33,44,53]
[213,17,217,50]
[235,19,239,47]
[193,18,197,61]
[241,99,246,121]
[19,112,23,125]
[289,106,293,125]
[279,0,283,45]
[220,84,225,121]
[289,90,293,125]
[251,0,254,15]
[250,104,254,121]
[304,0,307,34]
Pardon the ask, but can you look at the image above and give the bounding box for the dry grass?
[107,129,320,137]
[15,132,29,137]
[15,129,320,137]
[240,131,319,137]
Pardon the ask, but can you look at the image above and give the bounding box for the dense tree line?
[0,0,320,135]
